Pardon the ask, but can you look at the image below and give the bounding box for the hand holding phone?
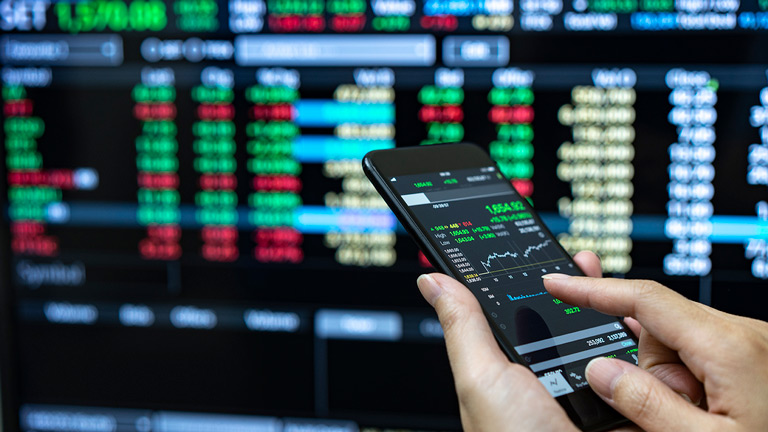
[365,143,768,432]
[415,253,606,432]
[363,143,637,431]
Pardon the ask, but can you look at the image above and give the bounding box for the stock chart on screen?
[1,0,768,430]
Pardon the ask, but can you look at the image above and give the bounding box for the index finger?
[542,275,709,357]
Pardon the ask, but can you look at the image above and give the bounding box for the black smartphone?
[363,143,637,432]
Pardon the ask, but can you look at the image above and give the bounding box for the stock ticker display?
[2,0,768,430]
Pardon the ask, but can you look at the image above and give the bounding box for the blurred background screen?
[1,2,767,431]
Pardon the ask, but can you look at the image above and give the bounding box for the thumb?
[585,357,711,431]
[416,273,510,371]
[417,273,574,429]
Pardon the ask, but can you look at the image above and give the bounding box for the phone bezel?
[363,143,633,432]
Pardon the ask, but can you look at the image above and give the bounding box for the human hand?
[417,250,768,431]
[416,251,611,431]
[544,270,768,431]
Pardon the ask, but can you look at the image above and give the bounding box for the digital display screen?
[390,166,636,397]
[2,0,768,430]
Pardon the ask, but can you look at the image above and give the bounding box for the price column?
[193,67,238,262]
[664,69,717,276]
[557,69,637,274]
[488,68,535,197]
[247,69,303,264]
[133,68,181,260]
[418,68,464,145]
[746,80,768,279]
[324,69,396,267]
[3,76,59,256]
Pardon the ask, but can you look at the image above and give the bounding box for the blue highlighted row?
[294,206,396,233]
[709,216,768,243]
[32,205,768,242]
[631,12,761,31]
[294,100,394,127]
[423,0,509,16]
[631,12,677,31]
[537,213,768,243]
[42,202,398,234]
[737,12,768,30]
[292,136,394,162]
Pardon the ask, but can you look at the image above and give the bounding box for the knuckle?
[634,279,663,298]
[710,321,750,354]
[702,312,768,358]
[737,327,768,359]
[633,280,673,313]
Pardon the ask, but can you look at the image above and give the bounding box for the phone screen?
[388,165,638,399]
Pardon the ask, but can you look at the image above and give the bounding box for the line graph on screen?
[477,238,567,275]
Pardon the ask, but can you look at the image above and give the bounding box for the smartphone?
[363,143,637,431]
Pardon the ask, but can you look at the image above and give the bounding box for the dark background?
[2,3,768,431]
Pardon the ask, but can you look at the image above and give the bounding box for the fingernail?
[417,274,442,306]
[585,357,626,401]
[677,392,700,406]
[542,273,570,280]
